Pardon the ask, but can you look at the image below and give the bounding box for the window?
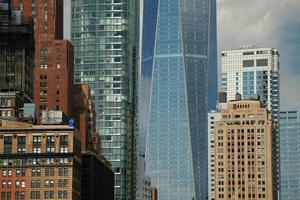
[60,135,68,145]
[45,167,54,176]
[243,51,254,55]
[58,191,68,199]
[21,180,25,188]
[15,180,20,188]
[4,136,12,154]
[2,169,7,177]
[30,191,40,199]
[17,136,26,154]
[256,59,268,66]
[2,181,6,188]
[243,60,254,67]
[60,147,68,153]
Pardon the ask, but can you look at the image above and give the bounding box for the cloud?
[217,0,300,109]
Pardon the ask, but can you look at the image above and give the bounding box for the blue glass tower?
[142,0,215,199]
[280,110,300,200]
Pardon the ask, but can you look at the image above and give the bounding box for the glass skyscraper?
[70,0,137,199]
[280,110,300,200]
[142,0,216,199]
[220,47,280,122]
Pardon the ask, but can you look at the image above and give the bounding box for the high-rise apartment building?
[143,0,216,199]
[280,110,300,200]
[214,100,278,199]
[221,46,279,122]
[0,118,82,200]
[70,0,138,199]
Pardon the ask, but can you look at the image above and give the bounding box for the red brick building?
[11,0,74,123]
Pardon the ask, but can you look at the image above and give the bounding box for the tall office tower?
[221,46,280,122]
[214,100,278,200]
[70,0,138,199]
[143,0,215,199]
[280,110,300,200]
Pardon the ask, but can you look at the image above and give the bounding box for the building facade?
[9,0,74,122]
[0,2,34,104]
[144,0,215,199]
[208,111,221,200]
[220,46,279,122]
[0,119,81,200]
[70,0,138,199]
[136,155,151,200]
[214,100,278,199]
[81,152,114,200]
[280,110,300,200]
[221,47,280,191]
[208,93,227,200]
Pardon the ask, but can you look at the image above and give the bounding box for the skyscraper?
[143,0,215,199]
[220,46,280,122]
[70,0,138,199]
[280,110,300,200]
[221,47,280,191]
[214,100,278,200]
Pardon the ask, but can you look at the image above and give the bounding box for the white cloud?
[217,0,300,109]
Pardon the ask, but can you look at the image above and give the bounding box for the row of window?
[1,191,25,200]
[2,135,68,154]
[2,180,25,188]
[30,190,68,199]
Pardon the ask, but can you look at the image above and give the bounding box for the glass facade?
[71,0,137,199]
[143,0,214,199]
[280,110,300,200]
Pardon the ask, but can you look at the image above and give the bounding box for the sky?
[217,0,300,110]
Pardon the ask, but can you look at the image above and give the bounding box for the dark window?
[4,137,12,154]
[256,59,268,66]
[243,51,254,55]
[60,135,68,145]
[243,60,254,67]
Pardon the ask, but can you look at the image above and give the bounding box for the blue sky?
[218,0,300,109]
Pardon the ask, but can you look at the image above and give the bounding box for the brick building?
[73,84,97,152]
[0,118,81,200]
[9,0,74,123]
[214,100,278,199]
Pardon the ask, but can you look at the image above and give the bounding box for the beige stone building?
[214,100,278,200]
[0,119,81,200]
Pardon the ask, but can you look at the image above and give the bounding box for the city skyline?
[1,0,300,200]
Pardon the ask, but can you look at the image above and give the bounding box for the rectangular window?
[4,136,12,154]
[243,51,254,55]
[17,136,26,154]
[243,60,254,67]
[256,59,268,66]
